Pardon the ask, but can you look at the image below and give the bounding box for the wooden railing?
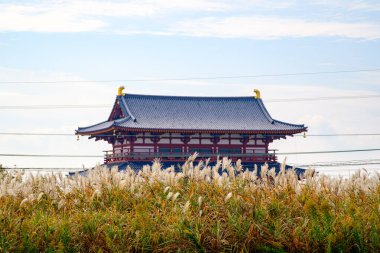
[103,150,277,163]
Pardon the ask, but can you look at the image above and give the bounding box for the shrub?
[0,157,379,252]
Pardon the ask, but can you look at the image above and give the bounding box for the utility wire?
[316,167,380,171]
[291,159,380,167]
[0,105,110,109]
[266,94,380,102]
[278,148,380,155]
[4,164,380,170]
[1,132,380,137]
[0,154,102,158]
[302,133,380,137]
[3,160,380,170]
[1,148,380,158]
[313,163,380,167]
[4,168,85,171]
[1,94,379,110]
[0,132,73,136]
[1,68,380,84]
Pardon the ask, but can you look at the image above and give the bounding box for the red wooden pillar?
[150,133,161,154]
[127,133,137,160]
[263,136,274,162]
[211,134,221,160]
[240,134,249,162]
[180,133,191,160]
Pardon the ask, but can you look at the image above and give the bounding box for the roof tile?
[77,94,306,134]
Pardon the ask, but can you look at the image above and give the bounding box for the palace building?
[76,87,307,166]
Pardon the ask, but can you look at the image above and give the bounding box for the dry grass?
[0,155,379,252]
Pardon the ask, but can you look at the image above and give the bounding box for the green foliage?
[0,159,379,252]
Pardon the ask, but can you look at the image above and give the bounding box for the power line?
[0,132,73,136]
[302,133,380,137]
[266,94,380,102]
[3,159,380,171]
[317,163,380,167]
[0,105,110,109]
[278,148,380,155]
[4,164,380,170]
[1,148,380,158]
[1,132,380,137]
[317,167,380,171]
[0,94,379,110]
[292,159,380,167]
[0,154,102,158]
[3,168,85,171]
[1,68,380,84]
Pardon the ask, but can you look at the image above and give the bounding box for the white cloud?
[0,2,107,32]
[1,0,380,41]
[0,0,231,33]
[170,16,380,40]
[311,0,380,11]
[0,0,380,40]
[62,0,231,17]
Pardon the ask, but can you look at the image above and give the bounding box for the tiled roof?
[77,94,307,134]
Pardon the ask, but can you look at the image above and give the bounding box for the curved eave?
[272,119,306,128]
[113,126,307,135]
[76,127,116,136]
[76,117,132,136]
[76,123,307,136]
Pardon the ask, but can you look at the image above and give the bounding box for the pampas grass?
[0,156,379,252]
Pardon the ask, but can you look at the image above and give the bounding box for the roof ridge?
[118,96,136,122]
[124,93,252,100]
[115,116,131,123]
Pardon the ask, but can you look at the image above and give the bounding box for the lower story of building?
[88,131,286,164]
[105,144,277,164]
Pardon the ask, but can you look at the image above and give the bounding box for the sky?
[0,0,380,175]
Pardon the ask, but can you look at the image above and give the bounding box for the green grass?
[0,157,379,252]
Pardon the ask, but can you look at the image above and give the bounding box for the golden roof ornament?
[254,89,261,99]
[118,86,125,96]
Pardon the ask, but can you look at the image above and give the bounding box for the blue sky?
[0,0,380,174]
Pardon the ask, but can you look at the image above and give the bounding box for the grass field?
[0,156,379,252]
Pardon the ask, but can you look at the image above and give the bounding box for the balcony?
[103,150,277,164]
